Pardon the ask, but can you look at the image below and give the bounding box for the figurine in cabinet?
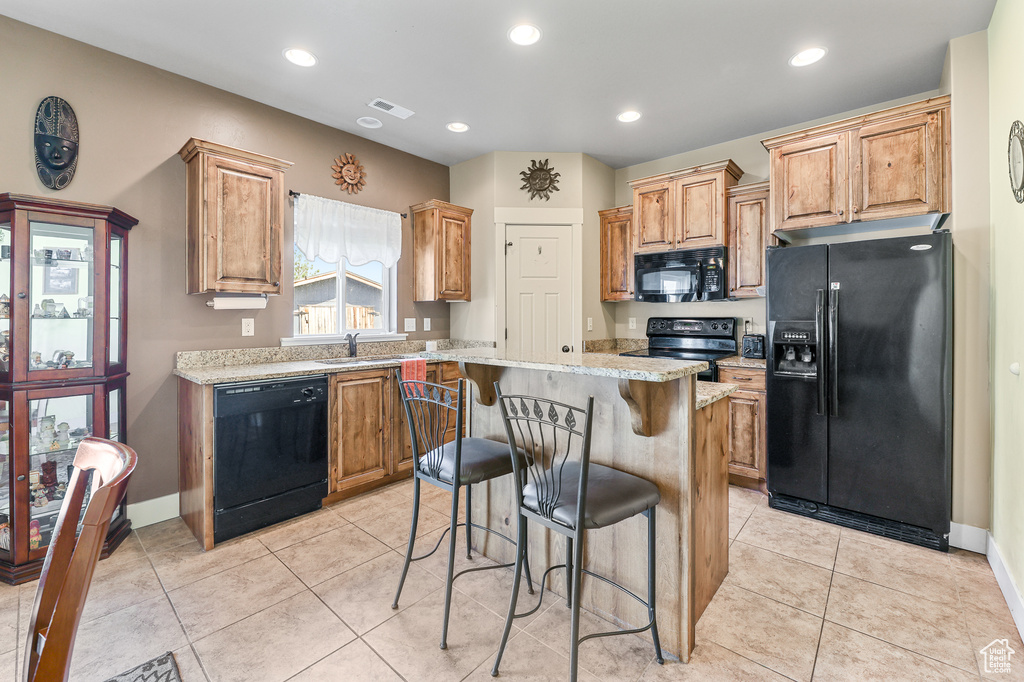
[28,521,41,550]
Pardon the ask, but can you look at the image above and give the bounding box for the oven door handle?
[815,288,826,416]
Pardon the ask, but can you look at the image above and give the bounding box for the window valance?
[293,193,402,268]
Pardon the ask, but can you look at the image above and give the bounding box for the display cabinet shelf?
[0,193,135,584]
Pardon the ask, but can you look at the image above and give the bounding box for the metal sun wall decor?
[520,158,560,201]
[34,96,80,190]
[332,153,367,194]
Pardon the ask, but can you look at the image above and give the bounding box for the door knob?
[561,345,570,353]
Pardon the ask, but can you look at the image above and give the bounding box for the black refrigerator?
[765,231,952,550]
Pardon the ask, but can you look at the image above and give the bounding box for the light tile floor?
[2,482,1020,681]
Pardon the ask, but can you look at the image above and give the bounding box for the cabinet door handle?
[273,281,280,287]
[838,209,844,216]
[732,376,752,381]
[853,207,859,213]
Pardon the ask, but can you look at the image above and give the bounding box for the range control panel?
[646,317,735,337]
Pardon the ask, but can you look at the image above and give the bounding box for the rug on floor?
[103,651,182,682]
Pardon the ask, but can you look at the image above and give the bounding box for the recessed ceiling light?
[446,122,470,133]
[357,117,383,129]
[283,48,317,67]
[789,47,827,67]
[508,24,542,46]
[617,111,642,123]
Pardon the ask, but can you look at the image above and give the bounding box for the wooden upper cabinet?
[770,133,848,231]
[631,160,742,253]
[677,169,734,249]
[633,181,674,252]
[727,182,771,299]
[599,206,634,301]
[412,200,472,302]
[851,111,946,221]
[763,96,950,237]
[178,138,292,295]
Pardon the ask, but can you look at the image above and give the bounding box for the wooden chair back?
[22,437,137,682]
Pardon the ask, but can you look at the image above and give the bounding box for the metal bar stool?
[392,373,533,650]
[491,385,664,681]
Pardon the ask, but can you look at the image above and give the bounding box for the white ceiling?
[2,1,996,168]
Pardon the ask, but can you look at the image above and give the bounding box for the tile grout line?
[807,540,838,680]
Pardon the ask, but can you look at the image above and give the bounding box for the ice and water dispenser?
[771,323,819,378]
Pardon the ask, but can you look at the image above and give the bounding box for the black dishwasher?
[213,375,329,543]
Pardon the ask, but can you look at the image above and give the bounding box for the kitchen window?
[284,193,403,345]
[292,248,397,337]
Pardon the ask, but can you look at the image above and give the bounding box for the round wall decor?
[1008,120,1024,204]
[332,153,366,194]
[34,96,79,190]
[520,159,560,201]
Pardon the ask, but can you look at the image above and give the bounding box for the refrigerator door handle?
[829,286,839,416]
[816,288,826,416]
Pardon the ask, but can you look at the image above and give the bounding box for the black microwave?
[634,247,727,302]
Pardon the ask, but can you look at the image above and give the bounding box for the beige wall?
[0,17,451,504]
[946,31,992,531]
[450,152,616,345]
[987,0,1024,594]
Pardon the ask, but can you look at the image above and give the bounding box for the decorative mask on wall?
[520,159,560,201]
[34,96,80,190]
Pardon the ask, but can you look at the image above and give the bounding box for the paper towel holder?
[206,294,268,310]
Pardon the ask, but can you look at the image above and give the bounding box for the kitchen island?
[421,347,735,663]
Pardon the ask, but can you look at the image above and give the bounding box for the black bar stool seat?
[523,461,661,530]
[392,373,533,652]
[421,437,519,486]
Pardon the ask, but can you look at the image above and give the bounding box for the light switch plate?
[587,317,593,331]
[423,318,431,331]
[242,318,254,336]
[628,317,637,330]
[404,318,416,332]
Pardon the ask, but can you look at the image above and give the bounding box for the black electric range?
[619,317,738,382]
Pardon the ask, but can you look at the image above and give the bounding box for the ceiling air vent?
[367,98,415,120]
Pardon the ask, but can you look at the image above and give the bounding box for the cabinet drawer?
[719,367,765,391]
[439,361,461,383]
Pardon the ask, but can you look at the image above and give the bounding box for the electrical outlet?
[423,318,431,331]
[628,317,637,330]
[241,318,254,337]
[404,318,416,332]
[587,317,593,332]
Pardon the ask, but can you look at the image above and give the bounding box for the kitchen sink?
[316,354,417,365]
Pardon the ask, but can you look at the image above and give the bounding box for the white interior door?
[505,225,574,355]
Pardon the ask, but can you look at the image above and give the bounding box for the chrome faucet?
[344,332,359,357]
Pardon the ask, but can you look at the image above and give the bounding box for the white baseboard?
[987,534,1024,641]
[126,493,179,529]
[950,522,989,553]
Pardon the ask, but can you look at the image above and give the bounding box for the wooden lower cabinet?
[719,367,767,490]
[327,361,465,503]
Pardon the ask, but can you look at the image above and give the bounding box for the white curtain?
[293,193,402,267]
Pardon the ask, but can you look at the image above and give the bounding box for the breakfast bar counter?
[421,348,731,662]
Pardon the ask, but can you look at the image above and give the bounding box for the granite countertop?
[421,347,707,382]
[174,354,430,385]
[717,354,767,370]
[695,381,738,409]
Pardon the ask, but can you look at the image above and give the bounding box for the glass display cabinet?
[0,194,135,584]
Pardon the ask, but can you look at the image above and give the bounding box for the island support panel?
[465,365,728,662]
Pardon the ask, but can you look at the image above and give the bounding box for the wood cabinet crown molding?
[760,95,950,151]
[412,200,473,302]
[627,158,744,189]
[179,138,293,295]
[177,138,293,171]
